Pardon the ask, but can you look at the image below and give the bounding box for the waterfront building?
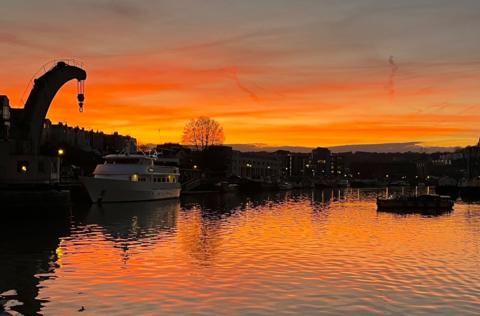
[203,145,234,178]
[464,141,480,179]
[0,96,11,140]
[42,120,136,154]
[156,143,192,168]
[330,153,345,177]
[274,152,311,177]
[311,147,331,176]
[231,150,281,180]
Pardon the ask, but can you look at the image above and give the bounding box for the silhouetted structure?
[311,147,331,176]
[464,141,480,179]
[231,150,281,180]
[0,61,86,185]
[42,120,136,154]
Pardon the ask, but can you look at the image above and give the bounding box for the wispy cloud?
[3,0,480,147]
[386,56,398,100]
[225,67,260,102]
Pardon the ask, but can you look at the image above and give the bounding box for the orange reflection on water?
[33,190,480,315]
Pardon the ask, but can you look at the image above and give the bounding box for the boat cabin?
[94,154,179,183]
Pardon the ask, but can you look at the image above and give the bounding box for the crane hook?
[77,80,85,112]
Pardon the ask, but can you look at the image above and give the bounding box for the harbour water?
[1,188,480,315]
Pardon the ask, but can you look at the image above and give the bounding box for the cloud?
[386,56,398,99]
[3,0,480,147]
[225,66,260,102]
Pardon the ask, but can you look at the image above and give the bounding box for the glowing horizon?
[1,0,480,148]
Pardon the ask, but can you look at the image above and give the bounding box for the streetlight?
[57,148,64,182]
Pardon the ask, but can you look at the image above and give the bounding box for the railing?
[182,177,204,192]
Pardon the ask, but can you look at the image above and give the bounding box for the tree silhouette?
[182,117,225,151]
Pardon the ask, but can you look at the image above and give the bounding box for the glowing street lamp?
[57,148,64,182]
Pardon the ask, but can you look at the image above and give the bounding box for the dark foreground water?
[1,188,480,315]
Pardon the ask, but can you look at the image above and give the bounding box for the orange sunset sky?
[1,0,480,148]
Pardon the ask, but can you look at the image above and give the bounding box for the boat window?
[130,174,139,182]
[106,158,140,164]
[154,161,179,167]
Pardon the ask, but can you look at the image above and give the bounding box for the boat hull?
[377,199,453,210]
[80,177,181,203]
[459,186,480,201]
[377,196,453,213]
[435,185,459,200]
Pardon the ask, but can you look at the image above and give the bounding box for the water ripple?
[1,189,480,315]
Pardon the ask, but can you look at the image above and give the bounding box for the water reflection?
[85,200,179,264]
[2,190,480,315]
[311,188,346,204]
[86,200,179,241]
[181,191,300,220]
[0,217,69,315]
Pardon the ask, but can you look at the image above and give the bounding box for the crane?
[20,61,87,154]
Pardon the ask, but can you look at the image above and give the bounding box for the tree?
[182,116,225,151]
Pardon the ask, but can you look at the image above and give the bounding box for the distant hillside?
[228,142,459,153]
[328,142,459,153]
[141,142,460,153]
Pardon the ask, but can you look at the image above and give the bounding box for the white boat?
[80,153,181,203]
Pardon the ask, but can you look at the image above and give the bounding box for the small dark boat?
[377,194,454,212]
[435,185,459,200]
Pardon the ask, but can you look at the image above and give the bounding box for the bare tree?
[182,117,225,151]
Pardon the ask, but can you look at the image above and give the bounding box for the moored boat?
[459,177,480,201]
[80,153,180,203]
[435,176,459,199]
[279,182,293,190]
[377,194,454,212]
